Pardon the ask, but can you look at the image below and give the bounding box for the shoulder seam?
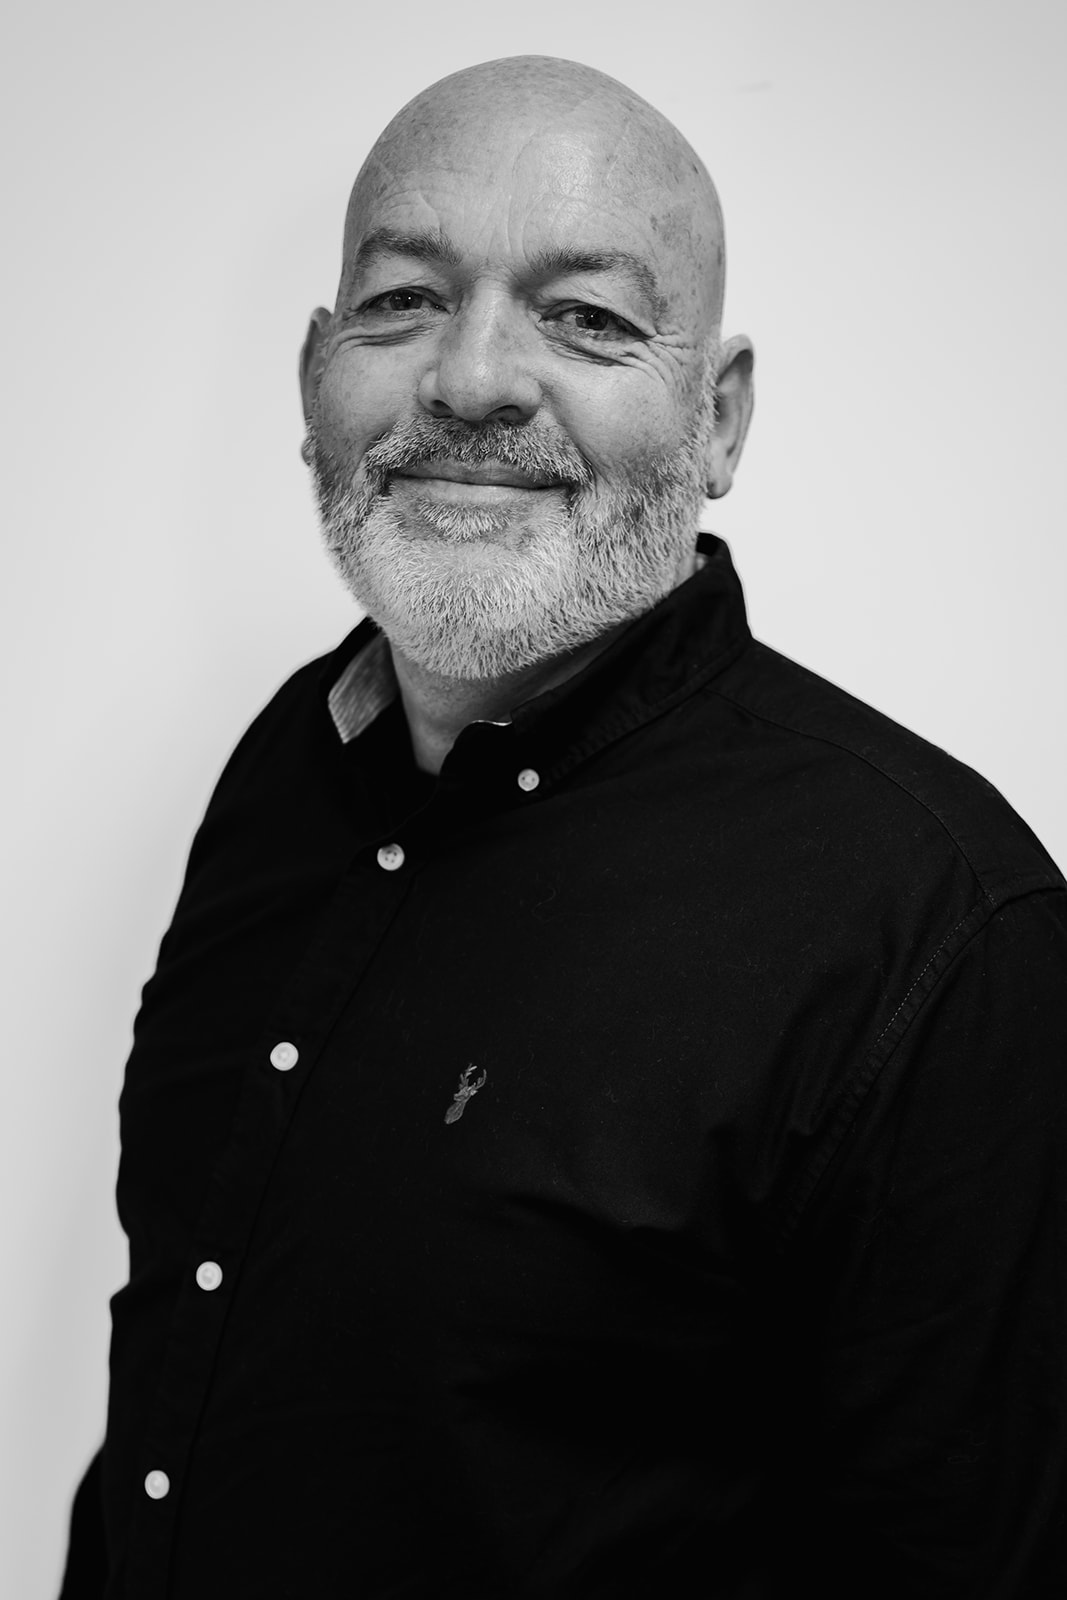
[710,665,1001,905]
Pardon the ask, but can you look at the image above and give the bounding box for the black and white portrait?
[4,4,1065,1595]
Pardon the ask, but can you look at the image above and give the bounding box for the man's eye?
[363,290,440,316]
[551,305,636,340]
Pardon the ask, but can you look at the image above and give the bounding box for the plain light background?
[3,0,1064,1592]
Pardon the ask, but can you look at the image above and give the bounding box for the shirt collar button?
[269,1041,299,1072]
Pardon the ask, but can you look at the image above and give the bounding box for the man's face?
[303,105,731,679]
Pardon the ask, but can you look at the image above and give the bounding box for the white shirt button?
[269,1040,299,1072]
[517,768,541,792]
[377,842,405,871]
[195,1260,223,1292]
[144,1469,170,1500]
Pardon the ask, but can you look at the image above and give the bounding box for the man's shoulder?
[705,637,1063,909]
[222,624,369,767]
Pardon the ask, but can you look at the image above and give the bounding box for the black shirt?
[62,536,1067,1598]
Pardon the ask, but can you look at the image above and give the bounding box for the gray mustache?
[362,418,593,489]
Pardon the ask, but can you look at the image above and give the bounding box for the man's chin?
[393,510,524,550]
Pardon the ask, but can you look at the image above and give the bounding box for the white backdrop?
[3,1,1064,1592]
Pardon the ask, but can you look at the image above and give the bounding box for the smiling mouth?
[392,459,562,491]
[388,460,568,510]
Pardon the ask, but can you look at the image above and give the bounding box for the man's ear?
[706,335,755,500]
[299,307,334,425]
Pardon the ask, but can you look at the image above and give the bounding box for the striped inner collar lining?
[327,631,398,744]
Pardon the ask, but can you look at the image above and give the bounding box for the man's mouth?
[391,459,562,491]
[385,458,568,512]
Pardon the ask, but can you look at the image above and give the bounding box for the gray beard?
[305,389,716,681]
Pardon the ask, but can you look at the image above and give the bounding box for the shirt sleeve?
[776,888,1067,1599]
[57,1447,108,1599]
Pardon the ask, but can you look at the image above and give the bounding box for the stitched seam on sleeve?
[774,885,1067,1252]
[870,909,981,1052]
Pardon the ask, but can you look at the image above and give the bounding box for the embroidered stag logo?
[444,1064,487,1124]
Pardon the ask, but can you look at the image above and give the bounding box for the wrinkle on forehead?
[340,55,726,330]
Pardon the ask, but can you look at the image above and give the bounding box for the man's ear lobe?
[299,307,334,424]
[706,335,755,500]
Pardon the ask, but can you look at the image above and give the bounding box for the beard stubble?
[306,381,717,681]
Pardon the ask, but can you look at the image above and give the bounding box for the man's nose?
[417,293,542,424]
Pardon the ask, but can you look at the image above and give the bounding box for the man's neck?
[389,631,623,775]
[387,546,705,775]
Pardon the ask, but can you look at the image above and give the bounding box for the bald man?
[62,56,1067,1600]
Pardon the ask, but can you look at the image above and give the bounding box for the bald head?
[340,55,727,337]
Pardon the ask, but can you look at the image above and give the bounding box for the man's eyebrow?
[351,227,464,278]
[528,246,666,318]
[348,231,666,319]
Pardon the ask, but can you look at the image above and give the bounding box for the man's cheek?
[316,368,379,455]
[557,406,659,486]
[330,350,415,421]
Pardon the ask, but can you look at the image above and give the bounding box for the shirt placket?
[121,828,424,1594]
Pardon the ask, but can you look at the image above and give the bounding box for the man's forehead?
[351,116,685,230]
[343,130,717,320]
